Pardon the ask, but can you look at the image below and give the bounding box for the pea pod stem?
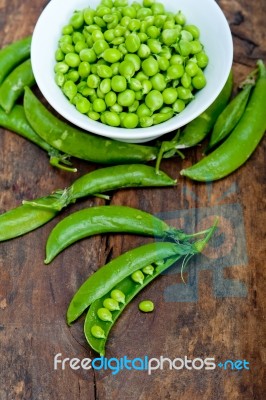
[0,105,76,172]
[44,205,188,264]
[181,60,266,181]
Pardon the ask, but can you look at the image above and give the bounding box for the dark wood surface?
[0,1,265,399]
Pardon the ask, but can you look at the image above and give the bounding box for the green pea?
[55,48,65,62]
[87,74,101,88]
[160,46,172,60]
[66,70,79,82]
[170,54,184,65]
[84,8,96,25]
[97,307,113,322]
[140,116,153,127]
[62,80,77,101]
[124,54,141,71]
[175,10,186,25]
[60,42,75,54]
[54,62,69,74]
[190,40,203,54]
[142,265,154,275]
[135,71,148,81]
[151,2,165,15]
[131,270,145,285]
[122,113,139,128]
[150,73,167,91]
[137,103,152,118]
[162,87,178,104]
[70,11,84,29]
[111,62,120,75]
[60,35,73,45]
[76,97,91,114]
[102,111,120,126]
[110,103,123,113]
[93,40,109,55]
[96,87,106,99]
[118,43,128,56]
[55,72,65,87]
[92,98,106,112]
[104,29,115,42]
[100,78,111,94]
[139,300,154,312]
[94,16,107,28]
[103,298,120,311]
[196,51,209,68]
[96,6,111,17]
[192,73,207,89]
[120,16,131,27]
[145,89,163,112]
[111,75,127,92]
[88,111,100,121]
[141,56,159,76]
[157,56,169,71]
[111,37,125,45]
[91,30,105,42]
[177,86,193,100]
[128,19,141,31]
[181,72,192,88]
[183,24,200,39]
[180,30,193,42]
[119,60,135,79]
[161,28,180,46]
[166,64,184,80]
[143,0,155,6]
[129,78,142,91]
[102,48,121,63]
[78,61,91,78]
[154,14,167,28]
[125,33,141,53]
[62,24,74,35]
[75,41,87,53]
[102,15,115,24]
[137,8,152,20]
[140,77,154,94]
[122,6,137,18]
[101,0,113,7]
[138,44,151,59]
[91,325,106,339]
[105,91,117,107]
[117,89,135,107]
[97,64,113,78]
[185,62,199,77]
[173,99,186,113]
[80,48,97,63]
[163,20,176,30]
[111,289,126,304]
[146,25,160,39]
[179,39,192,56]
[128,100,139,112]
[147,39,162,54]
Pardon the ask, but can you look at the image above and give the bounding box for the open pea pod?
[84,254,181,356]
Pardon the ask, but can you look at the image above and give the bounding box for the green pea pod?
[205,83,253,153]
[67,241,192,324]
[0,196,59,241]
[0,36,31,85]
[0,59,36,113]
[176,70,233,148]
[181,60,266,181]
[44,205,188,264]
[0,105,76,172]
[0,165,176,242]
[85,255,181,355]
[23,87,160,165]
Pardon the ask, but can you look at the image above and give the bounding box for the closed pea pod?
[0,36,31,85]
[44,205,186,264]
[181,60,266,181]
[0,59,35,113]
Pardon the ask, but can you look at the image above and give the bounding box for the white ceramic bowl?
[31,0,233,143]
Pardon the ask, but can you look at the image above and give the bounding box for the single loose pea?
[111,62,120,75]
[173,99,186,113]
[91,325,106,339]
[97,64,113,78]
[140,116,153,127]
[151,2,165,15]
[192,73,207,89]
[80,48,97,63]
[117,89,135,107]
[162,87,178,104]
[62,80,77,101]
[91,29,105,42]
[102,48,121,63]
[96,87,105,99]
[93,40,109,55]
[170,54,184,65]
[67,70,79,82]
[59,34,72,44]
[128,19,141,31]
[145,89,163,112]
[180,30,193,42]
[122,6,137,18]
[137,103,152,118]
[62,24,74,35]
[119,60,135,79]
[177,86,193,100]
[179,40,192,56]
[122,113,139,128]
[103,298,120,311]
[183,24,200,39]
[111,289,126,304]
[55,72,65,87]
[76,97,91,114]
[138,44,151,59]
[190,40,203,54]
[93,98,106,113]
[196,51,209,68]
[128,100,139,112]
[161,28,180,46]
[141,56,159,77]
[125,33,141,53]
[135,71,148,81]
[157,56,169,71]
[88,111,100,120]
[124,54,141,71]
[65,53,80,68]
[138,32,148,42]
[142,79,152,94]
[54,62,69,74]
[181,72,192,88]
[150,73,167,91]
[147,39,162,54]
[102,111,120,126]
[55,48,65,61]
[142,265,154,275]
[146,25,160,39]
[87,74,101,88]
[185,62,199,77]
[78,61,91,78]
[110,103,123,113]
[166,64,184,80]
[111,75,127,92]
[175,11,186,25]
[75,41,87,53]
[131,270,145,285]
[97,307,113,322]
[70,11,84,29]
[104,29,115,42]
[60,42,75,54]
[105,91,117,106]
[129,78,142,91]
[138,300,154,312]
[100,78,111,94]
[72,32,85,44]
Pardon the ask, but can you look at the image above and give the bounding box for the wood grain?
[0,1,265,399]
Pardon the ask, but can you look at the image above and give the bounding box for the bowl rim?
[31,0,233,142]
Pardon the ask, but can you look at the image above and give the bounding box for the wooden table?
[0,1,265,399]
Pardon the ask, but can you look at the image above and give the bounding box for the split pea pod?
[44,205,187,264]
[23,87,171,165]
[0,165,176,242]
[205,83,253,153]
[176,70,233,148]
[85,255,181,355]
[181,60,266,181]
[0,36,31,85]
[67,241,194,324]
[0,105,75,171]
[0,59,35,113]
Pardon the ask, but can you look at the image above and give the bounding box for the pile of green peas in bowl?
[54,0,209,129]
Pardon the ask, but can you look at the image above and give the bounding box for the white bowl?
[31,0,233,143]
